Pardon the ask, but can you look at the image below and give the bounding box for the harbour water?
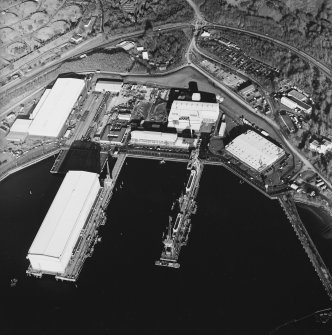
[0,157,330,334]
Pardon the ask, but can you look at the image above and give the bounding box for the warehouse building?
[225,130,286,173]
[95,79,122,93]
[130,130,197,150]
[26,171,100,276]
[281,96,312,114]
[28,78,85,138]
[6,118,32,142]
[168,100,219,133]
[288,89,307,102]
[29,89,51,120]
[238,84,256,96]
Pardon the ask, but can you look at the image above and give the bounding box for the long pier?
[279,194,332,301]
[155,144,204,268]
[50,148,69,174]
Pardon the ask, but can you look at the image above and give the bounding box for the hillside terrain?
[196,0,332,67]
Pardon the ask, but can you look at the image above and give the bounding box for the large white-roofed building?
[95,79,122,93]
[130,130,197,150]
[225,130,286,173]
[168,100,219,133]
[28,78,85,138]
[27,171,100,275]
[29,89,51,120]
[6,118,32,142]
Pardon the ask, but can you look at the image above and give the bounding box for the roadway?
[189,56,332,189]
[2,0,331,190]
[205,23,332,79]
[185,34,332,189]
[183,0,332,79]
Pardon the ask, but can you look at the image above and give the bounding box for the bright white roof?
[226,130,285,172]
[281,96,297,109]
[29,89,51,120]
[95,80,122,93]
[169,100,219,121]
[10,118,32,133]
[131,130,177,143]
[28,78,85,137]
[28,171,100,267]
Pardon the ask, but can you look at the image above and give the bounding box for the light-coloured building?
[6,118,32,142]
[28,78,85,137]
[309,139,332,154]
[117,41,135,51]
[142,51,149,60]
[288,89,307,102]
[201,31,211,37]
[27,171,100,275]
[281,96,312,114]
[168,100,219,132]
[218,122,227,137]
[130,130,197,150]
[281,96,297,110]
[95,80,122,93]
[29,89,51,120]
[225,130,286,173]
[239,84,256,96]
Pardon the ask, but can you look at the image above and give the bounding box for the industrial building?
[168,100,219,133]
[95,79,122,93]
[225,130,286,173]
[116,40,135,51]
[6,118,32,142]
[26,171,100,276]
[281,96,312,114]
[280,113,295,133]
[28,78,85,138]
[130,130,197,150]
[309,138,332,154]
[288,89,307,102]
[29,89,51,120]
[218,122,227,137]
[238,84,256,96]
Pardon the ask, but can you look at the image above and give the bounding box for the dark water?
[0,157,330,334]
[298,205,332,273]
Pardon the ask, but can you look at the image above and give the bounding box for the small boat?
[160,159,166,165]
[239,180,244,184]
[29,190,32,195]
[10,278,18,287]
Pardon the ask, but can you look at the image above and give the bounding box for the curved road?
[188,42,332,189]
[205,23,332,79]
[184,0,331,78]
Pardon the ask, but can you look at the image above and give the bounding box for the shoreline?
[0,149,60,183]
[295,200,332,231]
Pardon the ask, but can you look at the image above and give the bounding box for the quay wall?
[0,148,60,183]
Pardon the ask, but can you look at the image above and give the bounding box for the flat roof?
[288,96,311,110]
[28,78,85,137]
[131,130,177,143]
[28,171,100,261]
[95,80,122,93]
[9,118,32,133]
[169,100,219,122]
[226,130,285,172]
[29,89,51,120]
[288,89,306,101]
